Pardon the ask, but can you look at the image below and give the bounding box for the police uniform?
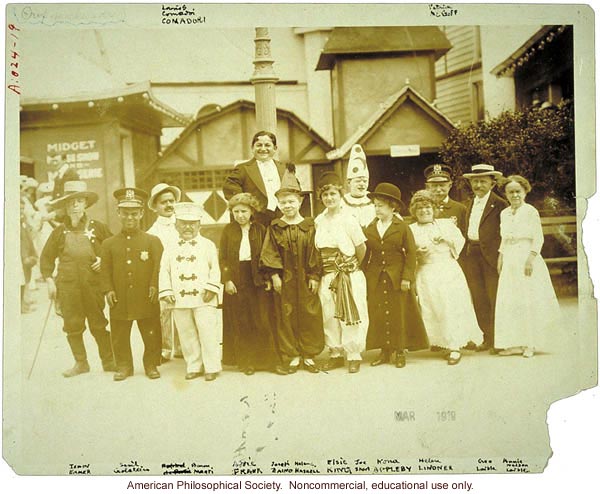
[424,164,467,234]
[159,202,223,380]
[100,188,163,379]
[40,181,115,377]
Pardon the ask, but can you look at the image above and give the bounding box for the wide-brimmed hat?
[368,182,404,208]
[174,202,203,221]
[49,181,98,209]
[114,187,148,208]
[462,163,503,179]
[148,183,182,210]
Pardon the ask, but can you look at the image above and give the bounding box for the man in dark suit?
[223,130,286,227]
[424,164,467,234]
[100,188,163,381]
[461,164,508,352]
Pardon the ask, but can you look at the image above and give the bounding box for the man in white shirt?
[462,164,508,353]
[147,183,183,361]
[223,131,286,227]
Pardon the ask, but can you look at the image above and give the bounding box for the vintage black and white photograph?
[3,1,598,489]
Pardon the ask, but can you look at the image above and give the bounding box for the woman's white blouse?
[499,203,544,254]
[314,210,366,256]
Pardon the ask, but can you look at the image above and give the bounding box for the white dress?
[315,210,369,361]
[409,219,483,350]
[494,203,560,349]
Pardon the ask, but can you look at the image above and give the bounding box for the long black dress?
[220,221,281,371]
[260,218,324,363]
[364,217,429,353]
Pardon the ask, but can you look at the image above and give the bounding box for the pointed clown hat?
[346,144,369,180]
[275,163,304,197]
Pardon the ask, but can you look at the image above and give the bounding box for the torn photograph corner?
[2,0,598,482]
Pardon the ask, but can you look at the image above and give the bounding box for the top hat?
[368,182,404,208]
[174,202,203,221]
[462,163,503,179]
[346,144,369,180]
[113,187,148,208]
[424,164,453,183]
[49,181,99,209]
[148,183,182,210]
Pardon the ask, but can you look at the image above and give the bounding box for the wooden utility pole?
[251,28,279,133]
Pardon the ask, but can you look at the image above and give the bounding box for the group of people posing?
[35,130,561,383]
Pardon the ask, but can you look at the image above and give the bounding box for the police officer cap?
[424,164,452,183]
[114,187,148,208]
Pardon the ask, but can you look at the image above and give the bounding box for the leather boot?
[63,361,90,378]
[63,333,90,377]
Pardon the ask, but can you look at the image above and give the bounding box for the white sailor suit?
[159,234,223,374]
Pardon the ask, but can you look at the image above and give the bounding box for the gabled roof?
[158,99,333,163]
[20,82,189,127]
[327,85,455,160]
[317,27,451,70]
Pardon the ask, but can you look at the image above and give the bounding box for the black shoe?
[462,341,477,351]
[204,372,218,382]
[243,367,255,376]
[113,369,133,381]
[288,363,300,374]
[303,360,319,374]
[348,361,361,373]
[145,367,161,379]
[371,350,390,367]
[476,342,491,352]
[430,345,443,352]
[320,357,345,371]
[273,365,289,376]
[185,371,203,380]
[62,361,90,378]
[489,347,502,355]
[394,353,406,368]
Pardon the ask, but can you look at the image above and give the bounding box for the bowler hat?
[368,182,404,208]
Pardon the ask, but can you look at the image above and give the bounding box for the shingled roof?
[316,27,452,70]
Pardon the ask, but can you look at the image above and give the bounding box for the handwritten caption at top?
[161,4,206,25]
